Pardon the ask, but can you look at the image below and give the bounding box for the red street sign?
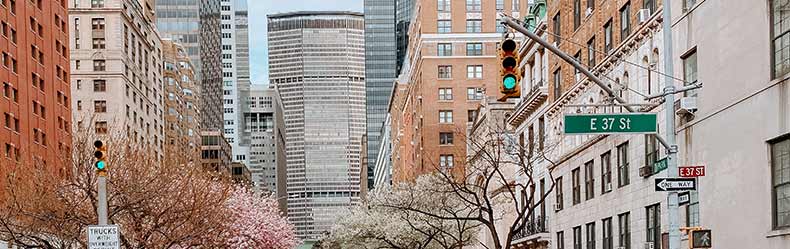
[680,166,705,178]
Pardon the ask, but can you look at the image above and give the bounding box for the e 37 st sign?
[679,166,705,178]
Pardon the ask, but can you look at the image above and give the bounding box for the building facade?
[155,0,223,131]
[200,129,231,176]
[390,0,530,183]
[268,11,366,241]
[220,0,252,162]
[0,0,72,177]
[161,40,201,163]
[70,0,165,156]
[243,84,278,194]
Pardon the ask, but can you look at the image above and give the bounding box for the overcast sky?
[248,0,364,85]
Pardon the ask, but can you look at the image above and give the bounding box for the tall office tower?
[70,0,165,157]
[395,0,414,74]
[0,0,72,176]
[363,0,396,189]
[242,84,277,194]
[219,0,252,163]
[268,11,366,241]
[389,0,530,182]
[161,40,201,163]
[155,0,222,131]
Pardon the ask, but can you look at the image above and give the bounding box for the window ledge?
[766,227,790,238]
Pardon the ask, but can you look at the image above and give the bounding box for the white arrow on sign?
[655,178,696,191]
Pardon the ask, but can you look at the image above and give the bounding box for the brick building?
[0,0,73,177]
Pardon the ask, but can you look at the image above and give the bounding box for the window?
[91,18,105,31]
[95,121,108,134]
[438,20,451,33]
[439,132,454,145]
[572,167,581,205]
[91,0,104,7]
[466,0,481,12]
[687,191,700,227]
[439,110,453,123]
[93,38,105,49]
[93,60,106,71]
[644,0,656,13]
[467,110,478,122]
[573,51,582,81]
[437,43,453,56]
[584,160,594,200]
[587,37,596,67]
[573,0,581,29]
[466,19,483,33]
[620,2,631,40]
[601,151,612,193]
[618,212,631,249]
[645,135,659,172]
[557,231,565,249]
[553,13,561,45]
[682,48,698,96]
[512,0,520,11]
[438,65,452,78]
[617,142,630,186]
[440,154,454,168]
[772,136,790,228]
[554,68,562,99]
[588,0,595,11]
[94,100,107,113]
[93,80,106,92]
[603,218,613,249]
[555,177,564,211]
[76,100,82,110]
[438,88,453,100]
[646,204,661,248]
[437,0,450,12]
[496,0,504,10]
[466,43,483,56]
[467,65,483,79]
[586,222,595,249]
[604,20,613,53]
[467,87,483,100]
[684,0,697,11]
[573,226,582,249]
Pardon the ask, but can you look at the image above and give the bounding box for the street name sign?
[691,230,712,248]
[680,165,705,178]
[88,225,120,249]
[564,113,657,134]
[678,191,690,206]
[654,178,697,191]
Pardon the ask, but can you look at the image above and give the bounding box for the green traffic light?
[96,161,106,170]
[503,75,517,90]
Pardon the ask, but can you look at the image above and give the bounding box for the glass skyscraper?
[364,0,414,189]
[268,11,366,241]
[156,0,223,130]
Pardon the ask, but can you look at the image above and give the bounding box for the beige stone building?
[391,0,531,183]
[161,40,201,164]
[70,0,165,157]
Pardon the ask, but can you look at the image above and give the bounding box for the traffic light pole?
[503,3,683,247]
[98,174,108,225]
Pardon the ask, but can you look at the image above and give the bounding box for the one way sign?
[654,178,697,191]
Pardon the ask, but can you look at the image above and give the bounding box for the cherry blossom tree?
[224,186,298,248]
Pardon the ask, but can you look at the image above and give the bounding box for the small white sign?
[87,225,120,249]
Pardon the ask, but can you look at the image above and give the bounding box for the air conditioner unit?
[553,203,562,211]
[644,242,655,249]
[417,95,423,100]
[638,9,651,23]
[605,183,613,192]
[586,7,593,17]
[677,97,698,114]
[639,165,653,177]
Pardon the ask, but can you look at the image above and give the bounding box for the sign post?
[655,178,697,192]
[87,225,120,249]
[564,113,658,134]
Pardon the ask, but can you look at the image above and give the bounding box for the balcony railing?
[507,81,549,126]
[513,215,549,242]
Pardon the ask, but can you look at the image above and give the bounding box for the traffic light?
[499,34,521,99]
[94,140,107,173]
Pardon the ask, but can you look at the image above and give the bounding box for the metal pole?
[661,1,681,248]
[98,175,108,225]
[502,17,637,113]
